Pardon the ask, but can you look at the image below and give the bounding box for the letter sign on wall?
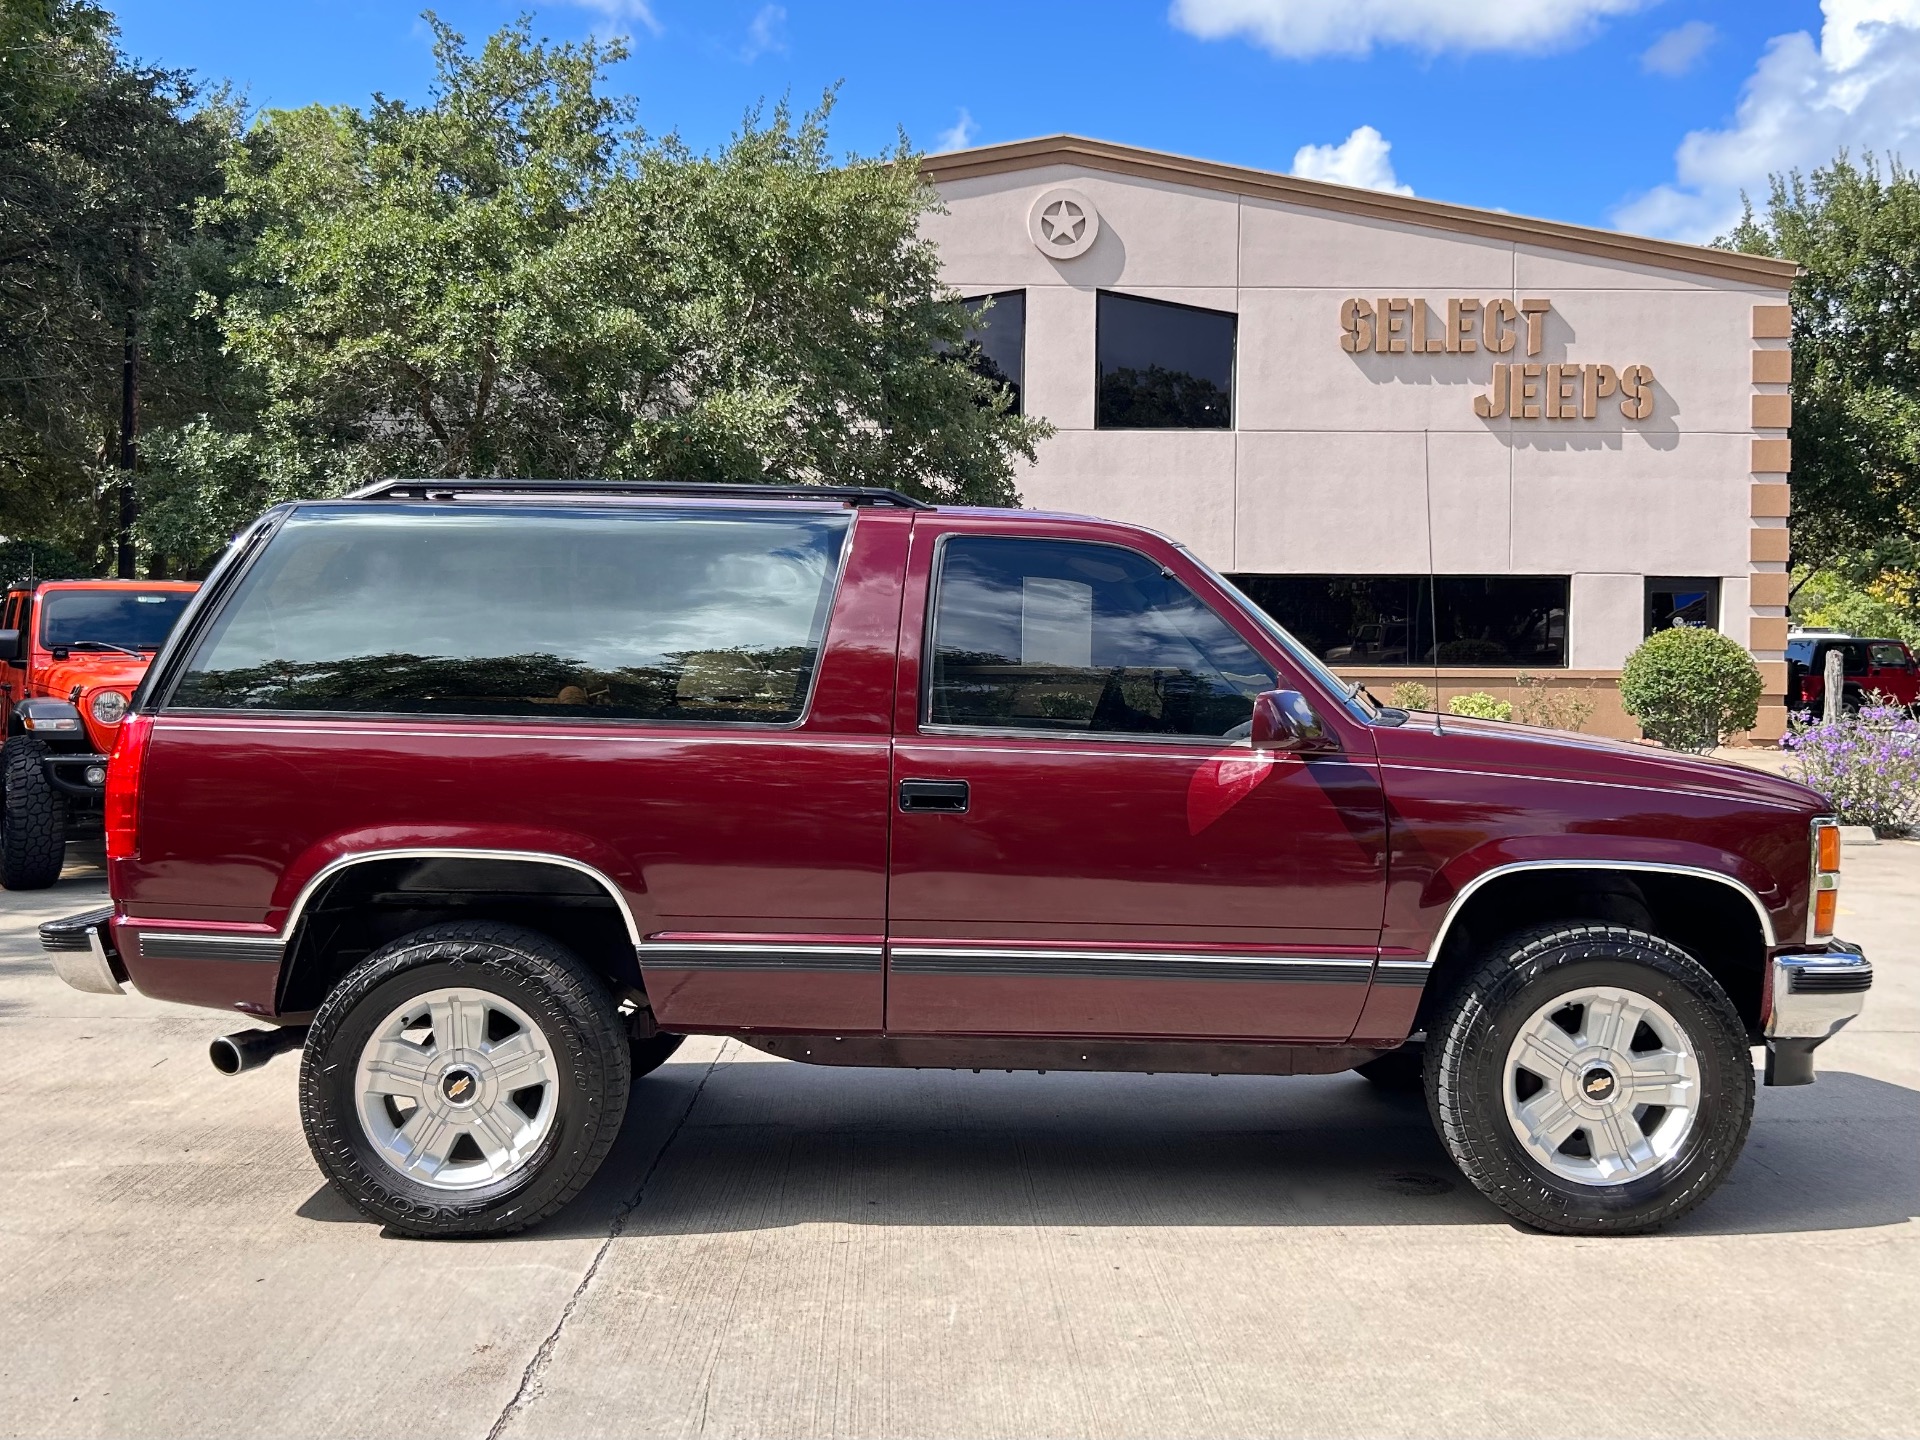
[1339,297,1657,421]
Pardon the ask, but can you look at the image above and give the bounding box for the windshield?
[39,589,193,652]
[1177,548,1379,721]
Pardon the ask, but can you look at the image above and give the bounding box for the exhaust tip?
[209,1035,244,1075]
[209,1026,307,1075]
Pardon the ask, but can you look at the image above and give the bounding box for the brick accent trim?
[1750,571,1792,608]
[1752,393,1792,429]
[1751,616,1790,651]
[1751,483,1792,518]
[1752,349,1792,384]
[1750,526,1790,563]
[1752,304,1792,339]
[1751,438,1792,473]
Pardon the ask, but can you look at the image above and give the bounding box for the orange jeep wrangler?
[1,578,198,888]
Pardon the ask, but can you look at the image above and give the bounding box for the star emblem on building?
[1040,199,1086,246]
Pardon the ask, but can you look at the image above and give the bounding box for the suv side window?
[1869,642,1910,668]
[171,505,850,724]
[926,535,1275,738]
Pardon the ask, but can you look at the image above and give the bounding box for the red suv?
[41,482,1871,1239]
[1786,631,1920,712]
[2,578,198,887]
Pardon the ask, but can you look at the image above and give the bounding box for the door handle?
[899,779,970,814]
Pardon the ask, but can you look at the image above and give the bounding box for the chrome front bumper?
[1764,938,1871,1085]
[39,907,125,996]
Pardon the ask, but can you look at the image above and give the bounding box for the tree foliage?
[1619,626,1763,752]
[1725,155,1920,577]
[196,16,1045,516]
[0,0,243,571]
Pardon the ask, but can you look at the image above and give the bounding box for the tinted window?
[39,589,192,651]
[1870,641,1910,668]
[1226,575,1569,668]
[1096,292,1235,430]
[958,291,1025,415]
[1645,577,1720,636]
[173,506,849,722]
[927,537,1274,737]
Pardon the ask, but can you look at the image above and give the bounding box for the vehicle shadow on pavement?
[297,1058,1920,1241]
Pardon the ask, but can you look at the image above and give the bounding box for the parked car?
[1785,631,1920,712]
[42,481,1870,1239]
[1,578,198,888]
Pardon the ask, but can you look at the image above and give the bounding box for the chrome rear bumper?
[39,907,124,996]
[1764,939,1871,1085]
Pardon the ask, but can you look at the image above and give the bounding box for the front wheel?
[299,921,631,1238]
[0,734,67,890]
[1427,923,1754,1235]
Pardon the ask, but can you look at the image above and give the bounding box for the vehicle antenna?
[1425,428,1443,736]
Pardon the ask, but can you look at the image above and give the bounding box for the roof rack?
[347,478,935,510]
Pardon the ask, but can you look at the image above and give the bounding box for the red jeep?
[41,482,1870,1239]
[1785,631,1920,712]
[1,578,198,888]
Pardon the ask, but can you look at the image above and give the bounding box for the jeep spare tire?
[1,734,67,890]
[299,920,631,1238]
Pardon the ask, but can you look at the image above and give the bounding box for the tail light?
[1809,818,1840,941]
[105,712,154,862]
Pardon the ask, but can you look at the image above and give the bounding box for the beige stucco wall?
[924,162,1793,740]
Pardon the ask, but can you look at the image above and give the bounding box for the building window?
[1645,577,1721,636]
[1226,575,1570,669]
[957,290,1025,415]
[1095,291,1235,430]
[928,536,1275,737]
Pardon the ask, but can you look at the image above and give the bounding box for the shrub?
[1388,681,1434,710]
[1448,691,1512,721]
[1619,627,1762,752]
[1511,671,1596,732]
[1783,704,1920,831]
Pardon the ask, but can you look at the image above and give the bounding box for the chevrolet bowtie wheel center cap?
[439,1066,481,1107]
[1581,1067,1618,1103]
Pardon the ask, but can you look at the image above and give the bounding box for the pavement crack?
[484,1047,724,1440]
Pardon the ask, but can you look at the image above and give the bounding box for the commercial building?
[920,137,1798,740]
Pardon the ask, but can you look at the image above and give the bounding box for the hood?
[1394,713,1827,812]
[35,653,152,704]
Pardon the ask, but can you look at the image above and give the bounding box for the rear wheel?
[299,921,631,1238]
[1427,923,1753,1235]
[0,735,66,890]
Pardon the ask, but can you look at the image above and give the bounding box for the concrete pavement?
[0,848,1914,1438]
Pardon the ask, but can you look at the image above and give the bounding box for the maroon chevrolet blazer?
[41,480,1871,1239]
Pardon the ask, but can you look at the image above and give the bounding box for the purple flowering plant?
[1782,702,1920,831]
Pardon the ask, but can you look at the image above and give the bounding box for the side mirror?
[1250,689,1335,753]
[0,629,19,665]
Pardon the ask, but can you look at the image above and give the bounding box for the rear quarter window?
[169,505,850,724]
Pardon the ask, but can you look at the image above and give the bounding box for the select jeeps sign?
[1338,296,1655,421]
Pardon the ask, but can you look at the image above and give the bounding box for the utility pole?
[116,307,138,578]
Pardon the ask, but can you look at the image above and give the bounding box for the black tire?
[299,920,631,1238]
[1426,922,1754,1236]
[0,734,67,890]
[1354,1045,1424,1091]
[630,1029,686,1078]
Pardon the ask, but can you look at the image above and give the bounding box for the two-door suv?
[2,577,198,888]
[42,481,1871,1237]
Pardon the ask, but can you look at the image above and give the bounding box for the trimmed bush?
[1619,627,1762,752]
[1448,692,1512,721]
[1388,681,1435,711]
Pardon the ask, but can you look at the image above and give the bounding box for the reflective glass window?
[1095,292,1235,430]
[39,588,193,652]
[173,505,849,722]
[1226,575,1570,669]
[1644,577,1721,636]
[957,291,1025,415]
[928,536,1274,737]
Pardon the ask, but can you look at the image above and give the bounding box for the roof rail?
[347,478,935,510]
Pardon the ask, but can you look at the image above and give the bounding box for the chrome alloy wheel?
[353,987,559,1190]
[1501,984,1699,1186]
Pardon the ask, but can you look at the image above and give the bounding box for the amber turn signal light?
[1814,886,1838,937]
[1816,822,1842,874]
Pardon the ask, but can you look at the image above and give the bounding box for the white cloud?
[1169,0,1653,58]
[935,108,977,153]
[1290,125,1414,195]
[559,0,662,39]
[742,4,786,61]
[1641,19,1717,76]
[1615,0,1920,241]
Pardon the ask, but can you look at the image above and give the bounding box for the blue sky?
[109,1,1920,243]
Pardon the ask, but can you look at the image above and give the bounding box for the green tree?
[204,16,1047,505]
[0,0,244,572]
[1724,155,1920,578]
[1619,627,1763,752]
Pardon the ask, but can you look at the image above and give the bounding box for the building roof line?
[920,135,1797,289]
